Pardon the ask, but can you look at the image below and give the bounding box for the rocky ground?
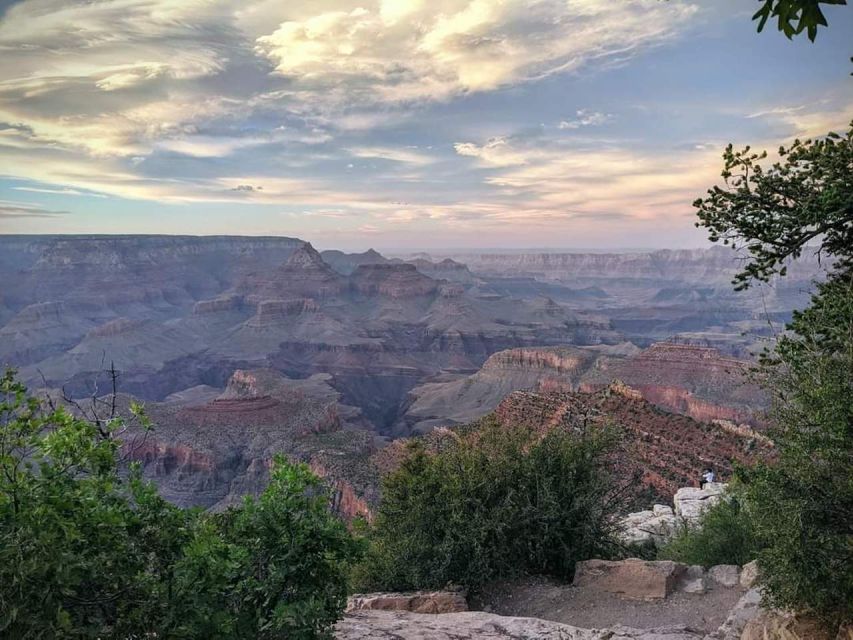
[336,556,772,640]
[336,610,706,640]
[472,575,744,633]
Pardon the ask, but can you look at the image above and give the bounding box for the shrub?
[355,417,628,592]
[658,492,762,567]
[739,275,853,628]
[0,371,360,639]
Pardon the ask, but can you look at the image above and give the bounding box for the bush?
[739,274,853,628]
[355,417,628,592]
[0,371,361,639]
[658,492,762,567]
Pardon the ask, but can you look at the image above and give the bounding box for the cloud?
[0,200,68,218]
[349,146,437,166]
[12,185,106,197]
[0,0,701,207]
[454,138,537,167]
[4,0,846,249]
[450,133,724,223]
[559,110,612,129]
[746,105,808,119]
[255,1,698,104]
[743,97,853,138]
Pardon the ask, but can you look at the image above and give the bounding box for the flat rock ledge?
[335,611,705,640]
[347,590,468,614]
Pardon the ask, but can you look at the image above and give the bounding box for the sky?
[0,0,850,251]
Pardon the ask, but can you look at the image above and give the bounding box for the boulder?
[680,578,706,594]
[335,610,705,640]
[708,565,740,588]
[619,506,678,546]
[739,560,759,589]
[347,590,468,614]
[572,558,686,600]
[674,483,727,523]
[677,565,707,594]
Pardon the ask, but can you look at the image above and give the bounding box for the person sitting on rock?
[701,468,716,486]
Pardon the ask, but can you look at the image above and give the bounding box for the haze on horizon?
[0,0,850,251]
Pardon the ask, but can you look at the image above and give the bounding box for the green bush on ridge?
[353,416,632,592]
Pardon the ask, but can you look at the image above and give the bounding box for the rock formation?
[618,483,731,547]
[619,505,679,546]
[4,236,621,436]
[113,369,379,518]
[350,263,438,298]
[400,342,768,435]
[491,391,768,499]
[674,483,727,521]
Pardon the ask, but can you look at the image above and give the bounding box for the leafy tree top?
[693,122,852,290]
[753,0,847,41]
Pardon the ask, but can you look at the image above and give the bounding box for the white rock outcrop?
[619,505,678,546]
[674,483,727,522]
[619,483,729,547]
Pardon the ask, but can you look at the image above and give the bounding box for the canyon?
[0,235,818,514]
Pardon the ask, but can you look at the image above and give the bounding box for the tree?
[0,371,361,639]
[355,417,630,592]
[739,274,853,627]
[753,0,847,41]
[694,124,853,628]
[693,123,852,291]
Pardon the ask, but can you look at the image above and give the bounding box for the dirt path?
[472,575,745,633]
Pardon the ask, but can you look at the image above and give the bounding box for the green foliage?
[694,122,852,291]
[658,492,762,567]
[355,418,628,592]
[695,123,853,628]
[0,371,360,639]
[752,0,846,41]
[741,274,853,627]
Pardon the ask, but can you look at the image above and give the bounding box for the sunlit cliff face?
[0,0,851,248]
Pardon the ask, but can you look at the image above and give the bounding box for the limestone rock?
[335,610,705,640]
[740,610,841,640]
[680,578,707,594]
[573,558,686,600]
[674,483,727,523]
[677,565,707,594]
[739,561,758,589]
[706,588,762,640]
[708,565,740,588]
[346,590,468,614]
[619,507,678,546]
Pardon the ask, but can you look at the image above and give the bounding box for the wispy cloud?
[12,186,107,198]
[558,110,613,130]
[0,200,68,218]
